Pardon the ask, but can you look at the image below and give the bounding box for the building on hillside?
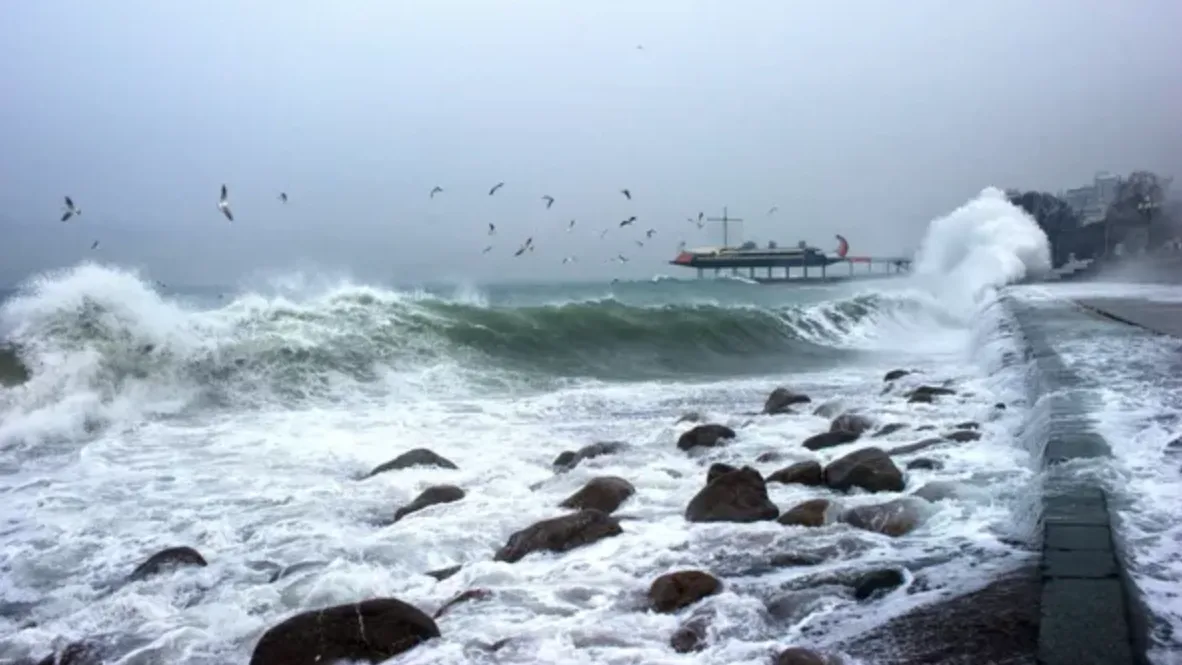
[1059,171,1122,225]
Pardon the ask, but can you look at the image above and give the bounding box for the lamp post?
[1138,197,1161,253]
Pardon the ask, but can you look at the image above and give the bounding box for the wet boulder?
[670,613,711,653]
[764,387,811,414]
[905,457,942,471]
[756,450,787,464]
[767,461,823,486]
[778,499,831,528]
[424,564,463,582]
[0,345,30,387]
[249,597,440,665]
[812,400,845,419]
[366,449,457,477]
[840,498,924,536]
[824,448,904,493]
[872,423,908,438]
[648,570,722,613]
[33,641,107,665]
[128,546,207,582]
[830,413,874,437]
[775,647,831,665]
[853,568,906,600]
[955,421,980,430]
[802,431,859,451]
[906,385,956,404]
[552,441,628,472]
[676,411,703,424]
[559,476,635,514]
[677,424,736,451]
[494,509,622,563]
[393,485,465,522]
[432,588,492,619]
[706,463,739,485]
[945,429,982,443]
[685,466,779,523]
[883,369,912,382]
[887,437,947,456]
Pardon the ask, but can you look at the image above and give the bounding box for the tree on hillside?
[1007,190,1080,267]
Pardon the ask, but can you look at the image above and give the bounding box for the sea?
[0,186,1137,665]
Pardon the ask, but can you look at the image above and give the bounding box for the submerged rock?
[906,385,956,404]
[269,560,328,583]
[954,421,980,430]
[778,499,831,528]
[802,431,859,451]
[945,429,982,443]
[552,441,628,472]
[685,466,779,523]
[432,588,492,619]
[764,387,811,414]
[853,568,906,600]
[887,437,947,456]
[394,485,465,522]
[883,369,912,382]
[756,450,787,464]
[424,564,463,582]
[824,448,904,493]
[676,411,703,424]
[830,413,874,437]
[494,509,622,563]
[775,647,832,665]
[873,423,908,438]
[249,598,439,665]
[905,457,942,471]
[670,613,711,653]
[840,499,923,536]
[128,546,207,582]
[767,460,823,486]
[677,424,736,451]
[366,449,457,477]
[812,400,845,419]
[649,570,722,613]
[33,641,107,665]
[559,476,635,514]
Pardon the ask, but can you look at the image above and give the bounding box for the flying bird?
[619,216,637,227]
[430,186,444,199]
[542,195,555,209]
[567,219,576,231]
[514,236,534,256]
[599,229,609,239]
[620,189,632,200]
[60,196,80,222]
[677,241,686,251]
[91,240,100,250]
[635,240,644,248]
[698,212,704,222]
[217,185,233,222]
[645,229,656,238]
[482,245,493,254]
[488,223,496,235]
[562,256,577,264]
[489,182,505,196]
[279,192,288,203]
[616,254,629,263]
[768,206,779,215]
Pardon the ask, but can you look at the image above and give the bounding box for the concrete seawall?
[1009,298,1148,665]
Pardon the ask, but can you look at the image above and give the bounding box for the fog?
[2,0,1180,286]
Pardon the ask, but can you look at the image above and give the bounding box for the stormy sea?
[1,188,1054,665]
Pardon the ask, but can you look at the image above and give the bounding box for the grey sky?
[2,0,1180,287]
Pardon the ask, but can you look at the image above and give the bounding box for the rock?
[841,499,923,536]
[915,424,936,431]
[424,564,462,582]
[648,570,722,613]
[676,411,702,424]
[685,466,780,523]
[249,597,440,665]
[767,461,823,486]
[907,392,934,404]
[945,430,981,443]
[954,421,980,430]
[994,402,1007,410]
[756,450,787,464]
[906,385,956,404]
[670,614,710,653]
[34,642,106,665]
[824,448,904,493]
[775,647,829,665]
[802,431,859,451]
[905,457,942,471]
[853,568,906,600]
[366,449,457,477]
[778,499,831,527]
[913,481,961,502]
[559,476,635,514]
[883,369,911,382]
[830,413,874,437]
[394,485,465,522]
[872,423,908,438]
[432,588,492,619]
[677,424,736,451]
[552,441,628,472]
[812,400,844,419]
[764,387,811,414]
[0,345,30,387]
[887,437,947,456]
[270,560,327,582]
[128,546,207,582]
[494,509,622,563]
[706,463,738,485]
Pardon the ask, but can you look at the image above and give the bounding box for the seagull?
[489,182,505,196]
[686,217,696,224]
[677,241,686,251]
[482,245,493,254]
[515,246,527,257]
[698,212,704,222]
[61,196,80,222]
[542,195,555,209]
[599,229,609,239]
[279,192,288,203]
[768,205,779,215]
[567,219,576,231]
[621,189,632,200]
[635,240,644,248]
[91,240,100,250]
[430,186,444,199]
[616,254,629,263]
[619,216,637,227]
[488,223,496,235]
[217,185,233,222]
[645,229,656,238]
[695,219,705,230]
[514,236,533,256]
[562,256,577,264]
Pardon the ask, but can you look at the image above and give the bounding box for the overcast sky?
[2,0,1180,287]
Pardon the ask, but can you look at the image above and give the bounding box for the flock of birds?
[57,183,785,267]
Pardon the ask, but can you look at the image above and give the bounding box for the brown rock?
[883,369,911,382]
[853,568,906,599]
[559,476,635,514]
[775,647,829,665]
[802,431,859,451]
[824,447,904,493]
[873,423,908,437]
[706,463,739,484]
[764,387,812,414]
[432,588,492,619]
[841,499,923,536]
[945,430,981,442]
[552,441,628,472]
[830,413,874,437]
[778,499,831,527]
[649,570,722,613]
[393,485,465,522]
[767,461,823,486]
[685,466,779,523]
[677,424,736,451]
[494,509,622,563]
[249,598,440,665]
[366,449,457,478]
[128,546,207,582]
